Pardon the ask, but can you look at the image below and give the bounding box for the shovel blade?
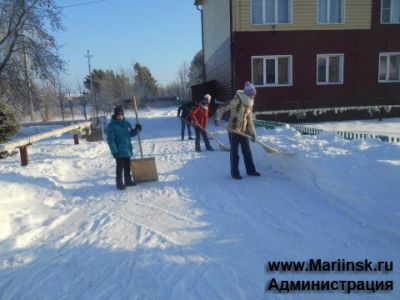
[131,157,158,183]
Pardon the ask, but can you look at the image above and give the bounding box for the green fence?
[254,120,400,144]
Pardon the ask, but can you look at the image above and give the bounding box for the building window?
[317,54,344,84]
[379,53,400,82]
[252,0,292,24]
[381,0,400,24]
[318,0,345,24]
[252,55,292,87]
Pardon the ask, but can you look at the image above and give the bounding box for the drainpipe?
[229,0,235,97]
[196,4,206,83]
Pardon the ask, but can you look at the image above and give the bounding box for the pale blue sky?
[55,0,201,88]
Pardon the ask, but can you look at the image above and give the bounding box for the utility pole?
[84,50,98,118]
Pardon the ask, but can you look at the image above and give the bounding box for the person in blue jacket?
[107,106,142,190]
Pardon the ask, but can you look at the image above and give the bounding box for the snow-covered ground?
[302,118,400,137]
[0,108,399,299]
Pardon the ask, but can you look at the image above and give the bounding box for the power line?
[62,0,107,8]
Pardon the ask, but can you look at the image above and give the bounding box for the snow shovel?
[130,97,158,183]
[182,118,230,151]
[196,123,230,152]
[222,126,282,154]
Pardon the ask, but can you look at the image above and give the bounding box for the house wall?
[198,0,400,114]
[233,28,400,111]
[232,0,372,31]
[201,0,233,101]
[202,0,231,63]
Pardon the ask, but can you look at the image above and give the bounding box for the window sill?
[254,84,293,88]
[251,22,292,26]
[317,22,345,25]
[316,82,344,85]
[378,80,400,83]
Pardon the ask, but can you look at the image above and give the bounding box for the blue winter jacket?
[107,117,139,158]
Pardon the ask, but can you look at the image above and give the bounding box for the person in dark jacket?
[107,106,142,190]
[191,94,213,152]
[177,101,194,140]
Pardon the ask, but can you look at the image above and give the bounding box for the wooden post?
[20,146,29,166]
[73,133,79,145]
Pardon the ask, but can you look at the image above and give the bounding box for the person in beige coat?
[214,82,261,179]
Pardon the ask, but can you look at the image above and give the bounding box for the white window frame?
[316,54,344,85]
[251,55,293,87]
[251,0,293,25]
[378,52,400,83]
[381,0,400,24]
[317,0,346,25]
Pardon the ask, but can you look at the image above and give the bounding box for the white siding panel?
[203,0,231,62]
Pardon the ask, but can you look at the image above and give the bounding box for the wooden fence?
[0,121,92,166]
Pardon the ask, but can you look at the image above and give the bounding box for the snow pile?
[11,125,63,140]
[302,118,400,137]
[0,107,399,299]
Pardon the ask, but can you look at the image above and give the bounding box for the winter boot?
[248,171,261,176]
[125,177,136,186]
[116,179,125,190]
[232,174,242,180]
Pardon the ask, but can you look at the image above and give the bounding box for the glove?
[135,123,142,132]
[112,153,117,159]
[250,134,256,142]
[214,119,220,126]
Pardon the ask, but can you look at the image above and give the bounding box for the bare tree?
[163,81,181,98]
[0,0,64,78]
[0,0,64,120]
[76,81,88,120]
[177,61,190,101]
[84,69,134,115]
[37,79,57,121]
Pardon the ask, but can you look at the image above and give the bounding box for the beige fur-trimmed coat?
[214,90,256,137]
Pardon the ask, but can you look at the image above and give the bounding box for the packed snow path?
[0,108,399,299]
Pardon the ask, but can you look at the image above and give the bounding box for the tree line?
[0,0,203,142]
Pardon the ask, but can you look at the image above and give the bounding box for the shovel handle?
[220,125,280,153]
[182,118,228,150]
[196,123,224,148]
[133,96,144,158]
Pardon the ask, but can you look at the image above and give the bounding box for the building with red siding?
[193,0,400,121]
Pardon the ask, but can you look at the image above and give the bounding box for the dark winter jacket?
[177,102,194,120]
[191,104,209,129]
[107,117,139,158]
